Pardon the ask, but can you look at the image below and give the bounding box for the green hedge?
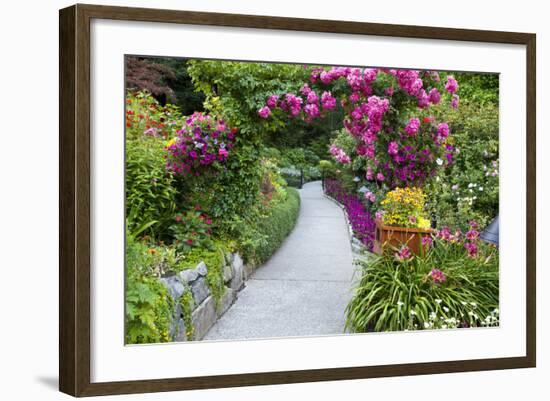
[255,188,301,264]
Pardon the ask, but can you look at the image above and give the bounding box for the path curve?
[204,181,355,341]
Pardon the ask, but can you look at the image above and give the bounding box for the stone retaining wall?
[159,253,248,341]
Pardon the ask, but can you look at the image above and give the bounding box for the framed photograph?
[59,4,536,397]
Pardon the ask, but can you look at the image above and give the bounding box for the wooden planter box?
[373,219,434,256]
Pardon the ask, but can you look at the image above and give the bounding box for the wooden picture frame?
[59,3,536,397]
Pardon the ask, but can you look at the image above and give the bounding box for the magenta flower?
[417,89,430,108]
[395,245,412,261]
[218,148,229,158]
[464,242,478,258]
[451,94,460,109]
[445,75,459,94]
[429,268,446,284]
[304,103,320,118]
[465,229,479,241]
[321,91,337,110]
[364,191,376,202]
[388,141,399,155]
[376,172,385,182]
[422,235,433,247]
[437,122,450,138]
[405,117,421,136]
[258,106,271,119]
[266,95,279,109]
[384,86,394,96]
[306,91,319,104]
[428,88,441,104]
[366,167,374,181]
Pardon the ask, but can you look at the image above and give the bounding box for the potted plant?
[373,187,433,255]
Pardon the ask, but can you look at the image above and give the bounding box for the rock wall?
[159,253,247,341]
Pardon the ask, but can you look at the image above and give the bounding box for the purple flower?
[258,106,271,119]
[428,88,441,104]
[405,117,421,136]
[445,75,459,94]
[451,94,460,109]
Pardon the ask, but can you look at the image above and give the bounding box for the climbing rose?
[445,75,459,94]
[405,117,421,136]
[258,106,271,119]
[266,95,278,109]
[429,88,441,104]
[304,103,320,118]
[451,94,460,109]
[321,91,337,110]
[388,141,399,155]
[437,122,450,138]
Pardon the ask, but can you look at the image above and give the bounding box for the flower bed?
[323,179,376,250]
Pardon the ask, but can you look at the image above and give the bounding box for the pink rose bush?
[260,67,459,188]
[165,112,236,176]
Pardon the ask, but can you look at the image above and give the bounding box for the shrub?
[125,234,173,344]
[252,188,301,264]
[427,102,499,230]
[346,230,499,333]
[169,209,214,253]
[126,136,177,238]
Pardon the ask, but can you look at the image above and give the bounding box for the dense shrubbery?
[253,188,301,264]
[124,84,303,343]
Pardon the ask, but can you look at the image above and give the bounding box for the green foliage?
[453,72,499,106]
[427,102,499,230]
[179,290,195,340]
[126,136,177,238]
[178,243,228,307]
[125,235,173,344]
[187,60,310,138]
[253,188,301,264]
[318,160,337,179]
[169,210,214,253]
[346,238,499,333]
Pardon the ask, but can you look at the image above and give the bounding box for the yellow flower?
[166,137,177,148]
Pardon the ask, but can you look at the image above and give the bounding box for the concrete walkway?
[204,181,355,341]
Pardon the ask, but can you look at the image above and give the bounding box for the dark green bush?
[254,188,301,264]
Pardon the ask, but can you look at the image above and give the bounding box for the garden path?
[204,180,356,341]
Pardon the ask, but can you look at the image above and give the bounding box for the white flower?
[397,301,404,307]
[470,302,477,308]
[461,301,467,305]
[443,306,450,313]
[436,158,443,166]
[468,183,474,188]
[493,308,499,314]
[479,187,484,191]
[435,299,442,304]
[410,310,417,315]
[424,322,431,329]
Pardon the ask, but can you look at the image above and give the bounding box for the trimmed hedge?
[255,188,301,264]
